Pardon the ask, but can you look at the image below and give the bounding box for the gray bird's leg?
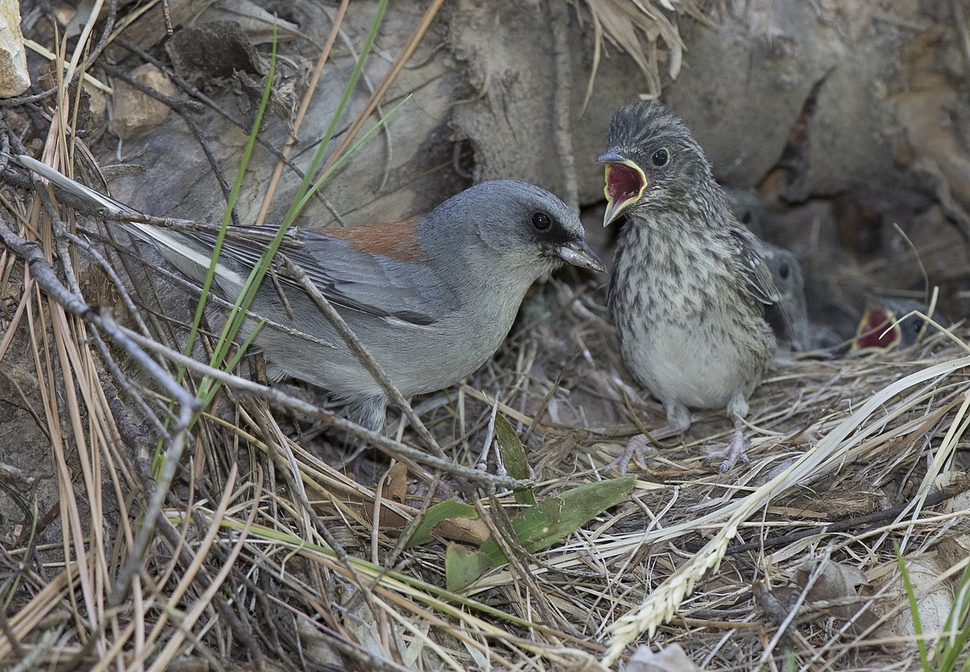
[477,396,505,476]
[337,394,390,468]
[349,394,389,434]
[604,434,656,475]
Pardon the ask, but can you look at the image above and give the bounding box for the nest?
[2,227,969,669]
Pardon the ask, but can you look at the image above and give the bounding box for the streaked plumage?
[599,102,779,472]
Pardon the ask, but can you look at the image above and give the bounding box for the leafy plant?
[403,413,636,591]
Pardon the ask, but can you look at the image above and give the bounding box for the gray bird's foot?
[706,414,750,472]
[603,434,657,475]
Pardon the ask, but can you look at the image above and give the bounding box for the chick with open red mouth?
[598,101,782,474]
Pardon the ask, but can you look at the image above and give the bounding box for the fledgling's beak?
[597,151,646,227]
[850,300,901,353]
[550,239,606,273]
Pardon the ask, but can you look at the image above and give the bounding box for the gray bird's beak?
[597,151,647,227]
[551,239,606,273]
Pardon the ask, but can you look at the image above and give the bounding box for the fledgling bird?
[761,242,813,353]
[850,296,940,353]
[723,189,813,352]
[15,154,604,431]
[599,102,780,473]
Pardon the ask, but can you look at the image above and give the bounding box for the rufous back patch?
[327,217,425,261]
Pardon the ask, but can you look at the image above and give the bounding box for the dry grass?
[3,246,970,669]
[2,1,970,671]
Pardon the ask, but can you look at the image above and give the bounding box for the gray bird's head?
[428,180,604,279]
[597,102,718,226]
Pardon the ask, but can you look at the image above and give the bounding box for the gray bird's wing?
[729,226,780,306]
[193,226,460,326]
[10,154,458,326]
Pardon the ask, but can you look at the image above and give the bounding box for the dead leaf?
[385,462,409,503]
[625,643,704,672]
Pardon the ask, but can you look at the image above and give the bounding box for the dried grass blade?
[602,354,970,665]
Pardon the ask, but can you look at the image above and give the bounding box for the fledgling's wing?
[729,226,779,306]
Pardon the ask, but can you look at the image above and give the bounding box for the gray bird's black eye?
[531,212,552,231]
[778,262,791,281]
[652,148,670,167]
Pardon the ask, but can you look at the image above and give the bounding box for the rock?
[112,64,179,139]
[0,1,29,97]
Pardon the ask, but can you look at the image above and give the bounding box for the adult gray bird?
[598,102,780,473]
[16,154,604,431]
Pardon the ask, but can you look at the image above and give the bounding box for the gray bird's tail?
[13,153,137,217]
[10,154,232,288]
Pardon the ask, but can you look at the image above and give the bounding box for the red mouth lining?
[606,163,644,202]
[854,308,899,350]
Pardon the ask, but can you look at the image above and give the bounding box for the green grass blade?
[895,545,929,669]
[284,0,389,225]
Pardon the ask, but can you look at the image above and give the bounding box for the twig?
[547,0,579,211]
[249,398,391,637]
[114,322,527,490]
[722,483,965,556]
[99,61,239,225]
[255,0,350,227]
[131,454,267,668]
[0,87,59,108]
[99,61,205,114]
[951,0,970,83]
[312,0,446,186]
[279,256,444,458]
[112,37,313,192]
[86,0,119,67]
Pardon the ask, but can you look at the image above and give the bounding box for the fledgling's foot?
[603,434,657,475]
[705,414,750,472]
[603,417,689,474]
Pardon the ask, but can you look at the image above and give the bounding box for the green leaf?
[447,476,636,590]
[404,499,477,549]
[479,476,636,563]
[493,414,536,506]
[445,543,494,593]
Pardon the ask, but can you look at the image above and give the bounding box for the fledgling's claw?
[603,434,656,475]
[706,414,750,472]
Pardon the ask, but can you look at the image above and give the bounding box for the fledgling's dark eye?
[778,262,791,281]
[652,148,670,167]
[531,212,552,231]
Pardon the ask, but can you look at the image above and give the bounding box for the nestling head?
[598,102,715,226]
